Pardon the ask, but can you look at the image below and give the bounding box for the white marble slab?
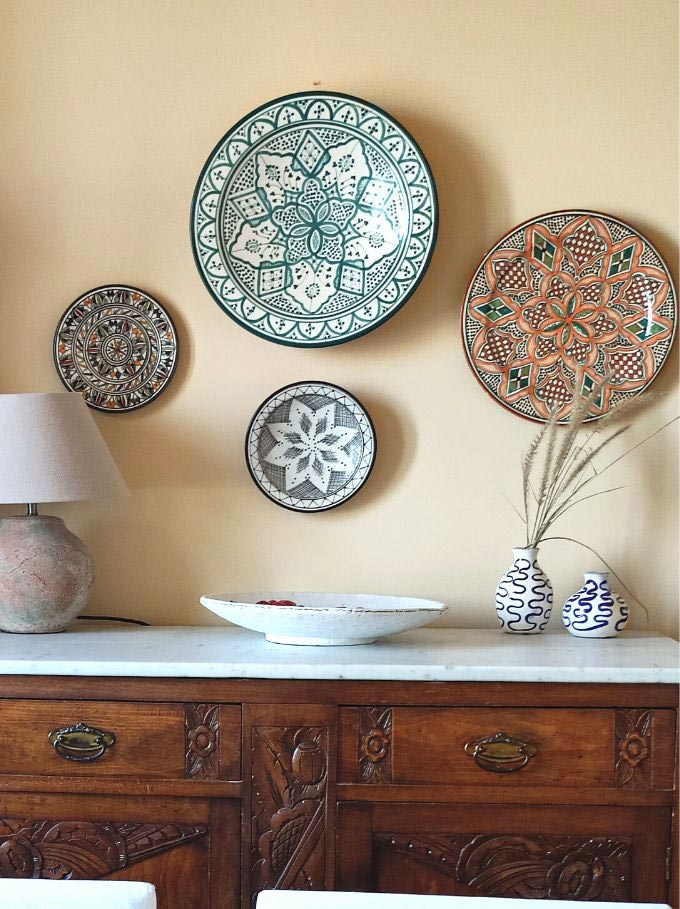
[0,624,677,683]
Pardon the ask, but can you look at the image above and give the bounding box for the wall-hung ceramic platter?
[191,91,437,347]
[462,211,676,423]
[246,381,376,512]
[54,285,179,413]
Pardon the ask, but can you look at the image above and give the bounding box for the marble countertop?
[0,623,677,683]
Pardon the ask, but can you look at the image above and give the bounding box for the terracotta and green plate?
[462,210,677,422]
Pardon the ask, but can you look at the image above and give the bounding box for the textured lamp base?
[0,516,94,633]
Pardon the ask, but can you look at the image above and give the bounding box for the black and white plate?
[246,381,376,512]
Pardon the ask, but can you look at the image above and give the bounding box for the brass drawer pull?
[48,722,116,762]
[464,731,537,773]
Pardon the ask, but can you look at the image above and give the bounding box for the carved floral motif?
[185,703,220,780]
[251,725,328,898]
[615,709,652,788]
[620,733,648,766]
[359,708,392,783]
[0,819,207,880]
[377,833,631,901]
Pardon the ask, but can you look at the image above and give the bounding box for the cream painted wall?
[1,0,678,636]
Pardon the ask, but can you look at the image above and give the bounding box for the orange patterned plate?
[462,211,676,422]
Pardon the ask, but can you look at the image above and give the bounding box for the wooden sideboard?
[0,627,677,908]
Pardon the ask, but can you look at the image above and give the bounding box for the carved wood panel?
[359,708,392,784]
[250,725,328,898]
[185,703,220,780]
[0,818,207,879]
[376,833,632,901]
[615,709,652,788]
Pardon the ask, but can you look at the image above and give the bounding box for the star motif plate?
[462,211,677,422]
[54,285,179,412]
[246,381,376,512]
[191,91,437,346]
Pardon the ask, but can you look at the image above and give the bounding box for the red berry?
[256,599,299,607]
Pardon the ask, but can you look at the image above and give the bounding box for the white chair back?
[256,893,670,909]
[0,879,157,909]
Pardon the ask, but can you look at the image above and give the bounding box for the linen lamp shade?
[0,392,128,633]
[0,392,128,504]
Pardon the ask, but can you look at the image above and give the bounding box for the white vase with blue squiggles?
[563,571,629,638]
[495,547,553,634]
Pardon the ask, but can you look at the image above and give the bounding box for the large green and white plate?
[191,92,438,346]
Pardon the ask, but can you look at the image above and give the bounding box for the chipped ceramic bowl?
[200,592,447,646]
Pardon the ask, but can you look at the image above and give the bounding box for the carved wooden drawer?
[338,706,676,788]
[0,699,241,781]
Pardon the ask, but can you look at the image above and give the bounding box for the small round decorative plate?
[191,91,438,347]
[54,285,179,412]
[246,381,376,512]
[462,211,677,422]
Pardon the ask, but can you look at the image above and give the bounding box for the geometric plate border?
[245,380,377,512]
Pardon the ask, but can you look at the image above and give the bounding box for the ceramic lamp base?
[0,515,94,633]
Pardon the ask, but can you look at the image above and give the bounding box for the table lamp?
[0,392,128,633]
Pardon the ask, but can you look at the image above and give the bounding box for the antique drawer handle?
[48,722,116,762]
[464,731,537,773]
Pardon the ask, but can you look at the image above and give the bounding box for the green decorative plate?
[462,210,677,423]
[191,92,437,346]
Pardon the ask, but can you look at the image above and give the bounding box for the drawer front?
[0,791,240,909]
[337,801,672,903]
[339,706,676,788]
[0,699,241,780]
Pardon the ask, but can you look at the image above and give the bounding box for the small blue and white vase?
[563,571,629,638]
[495,547,553,634]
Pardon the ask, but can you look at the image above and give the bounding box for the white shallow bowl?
[200,592,448,645]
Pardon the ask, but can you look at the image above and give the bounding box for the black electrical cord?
[76,615,150,626]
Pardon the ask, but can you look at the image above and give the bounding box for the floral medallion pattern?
[54,286,178,413]
[615,709,652,788]
[462,212,676,422]
[359,707,392,783]
[185,703,220,780]
[191,92,437,346]
[246,382,376,512]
